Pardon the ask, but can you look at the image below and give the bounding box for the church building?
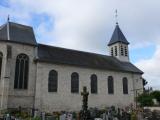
[0,20,143,112]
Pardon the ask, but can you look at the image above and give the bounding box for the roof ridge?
[8,22,33,29]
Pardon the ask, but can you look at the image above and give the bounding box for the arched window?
[91,74,98,94]
[108,76,114,94]
[14,54,29,89]
[48,70,58,92]
[123,77,128,94]
[71,72,79,93]
[0,52,3,77]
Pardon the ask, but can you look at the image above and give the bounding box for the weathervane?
[115,9,118,25]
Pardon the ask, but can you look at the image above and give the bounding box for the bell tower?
[108,23,130,62]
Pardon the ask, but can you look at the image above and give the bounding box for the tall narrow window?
[14,54,29,89]
[91,74,98,94]
[121,45,124,56]
[115,46,117,56]
[0,52,3,77]
[123,77,128,94]
[111,47,113,56]
[125,46,128,56]
[48,70,58,92]
[71,72,79,93]
[108,76,114,94]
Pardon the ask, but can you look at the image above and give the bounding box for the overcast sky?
[0,0,160,89]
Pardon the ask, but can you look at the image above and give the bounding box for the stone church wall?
[0,42,8,109]
[0,41,37,109]
[0,41,143,112]
[35,62,143,112]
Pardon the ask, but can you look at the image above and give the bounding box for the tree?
[137,93,154,107]
[142,78,148,91]
[151,91,160,103]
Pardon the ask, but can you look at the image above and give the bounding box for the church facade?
[0,21,143,112]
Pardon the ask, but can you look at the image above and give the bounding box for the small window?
[108,76,114,94]
[91,74,98,94]
[0,52,3,77]
[14,54,29,89]
[123,77,128,94]
[71,72,79,93]
[48,70,58,92]
[115,46,117,56]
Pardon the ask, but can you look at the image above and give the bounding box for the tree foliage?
[137,90,160,107]
[142,78,148,91]
[143,78,148,86]
[137,93,154,107]
[150,91,160,103]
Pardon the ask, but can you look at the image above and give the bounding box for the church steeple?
[108,24,129,46]
[108,24,130,62]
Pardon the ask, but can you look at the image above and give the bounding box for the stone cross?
[42,112,45,120]
[80,86,89,120]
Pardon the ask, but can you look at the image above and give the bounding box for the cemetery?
[0,105,140,120]
[0,87,160,120]
[1,103,160,120]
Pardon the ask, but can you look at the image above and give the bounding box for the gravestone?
[46,116,56,120]
[60,114,66,120]
[102,112,108,120]
[34,109,39,118]
[113,117,118,120]
[42,112,45,120]
[94,118,102,120]
[66,113,73,120]
[143,109,152,119]
[6,114,11,120]
[108,110,114,120]
[90,107,98,119]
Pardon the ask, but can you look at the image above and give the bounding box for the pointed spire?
[108,24,129,46]
[107,10,129,46]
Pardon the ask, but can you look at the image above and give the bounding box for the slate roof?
[0,21,143,74]
[37,44,143,74]
[0,22,37,45]
[108,24,129,46]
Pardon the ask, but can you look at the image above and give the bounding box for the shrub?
[131,111,137,120]
[151,91,160,103]
[137,93,154,107]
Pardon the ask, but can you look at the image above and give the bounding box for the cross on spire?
[115,9,118,25]
[7,15,10,22]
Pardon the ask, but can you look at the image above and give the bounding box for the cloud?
[1,0,160,52]
[135,45,160,90]
[0,0,160,88]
